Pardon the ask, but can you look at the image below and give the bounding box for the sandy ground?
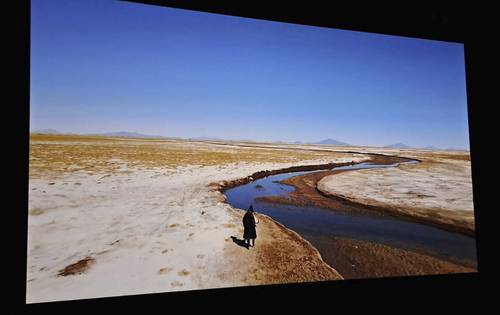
[317,151,474,234]
[27,135,362,303]
[304,236,475,280]
[219,213,342,285]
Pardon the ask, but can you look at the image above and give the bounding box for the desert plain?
[26,133,476,303]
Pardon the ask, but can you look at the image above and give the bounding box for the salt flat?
[27,134,363,303]
[317,150,474,234]
[27,135,475,302]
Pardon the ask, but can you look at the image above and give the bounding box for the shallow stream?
[224,162,477,268]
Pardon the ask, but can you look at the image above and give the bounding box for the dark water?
[224,162,477,267]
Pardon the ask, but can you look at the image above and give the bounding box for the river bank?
[304,236,475,279]
[317,155,475,236]
[223,153,477,279]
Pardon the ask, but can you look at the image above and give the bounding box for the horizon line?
[29,129,470,151]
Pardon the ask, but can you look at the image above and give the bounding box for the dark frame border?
[14,0,493,310]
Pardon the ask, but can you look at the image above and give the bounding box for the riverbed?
[224,161,477,279]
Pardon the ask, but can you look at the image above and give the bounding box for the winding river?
[224,161,478,276]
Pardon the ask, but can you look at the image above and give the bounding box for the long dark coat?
[243,211,257,239]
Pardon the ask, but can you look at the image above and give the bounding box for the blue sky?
[30,0,470,149]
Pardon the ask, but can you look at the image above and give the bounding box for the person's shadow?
[231,236,249,249]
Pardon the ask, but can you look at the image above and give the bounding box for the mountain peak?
[384,143,412,149]
[32,129,62,134]
[93,131,164,139]
[315,138,349,146]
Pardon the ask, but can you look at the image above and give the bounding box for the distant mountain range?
[444,147,469,152]
[422,145,441,151]
[31,130,464,151]
[33,129,165,139]
[92,131,165,138]
[32,129,64,134]
[313,138,350,146]
[189,136,224,141]
[383,143,466,151]
[270,138,349,145]
[384,143,413,149]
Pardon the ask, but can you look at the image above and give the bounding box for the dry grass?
[387,149,470,163]
[29,134,349,178]
[29,208,44,216]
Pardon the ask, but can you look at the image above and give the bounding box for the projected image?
[28,0,477,303]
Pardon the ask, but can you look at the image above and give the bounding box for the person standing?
[243,205,258,247]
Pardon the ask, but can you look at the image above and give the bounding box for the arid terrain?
[317,151,474,235]
[27,134,475,303]
[27,134,360,303]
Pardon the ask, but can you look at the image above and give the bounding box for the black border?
[126,1,468,43]
[13,0,495,310]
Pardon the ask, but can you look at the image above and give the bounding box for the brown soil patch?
[423,152,470,162]
[171,281,184,287]
[158,267,173,274]
[307,236,476,279]
[57,257,95,276]
[29,208,44,216]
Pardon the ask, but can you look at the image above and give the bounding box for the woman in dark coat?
[243,205,258,247]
